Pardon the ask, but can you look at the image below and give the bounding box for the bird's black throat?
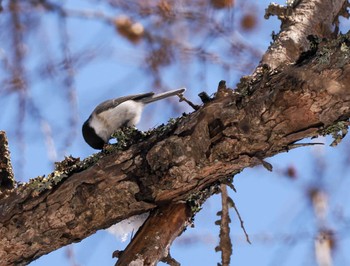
[82,120,105,149]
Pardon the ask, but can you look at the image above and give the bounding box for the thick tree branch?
[1,33,350,264]
[262,0,346,69]
[114,203,192,266]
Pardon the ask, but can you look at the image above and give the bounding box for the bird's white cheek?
[89,116,110,142]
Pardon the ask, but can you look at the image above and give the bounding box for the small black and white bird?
[82,88,186,149]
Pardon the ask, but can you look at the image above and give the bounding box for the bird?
[82,88,186,149]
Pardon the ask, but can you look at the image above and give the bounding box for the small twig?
[177,93,200,110]
[288,142,324,149]
[220,176,237,192]
[161,252,181,266]
[261,159,273,172]
[253,157,273,172]
[112,250,123,259]
[198,92,212,103]
[216,80,234,99]
[216,184,232,266]
[225,181,236,193]
[231,199,251,244]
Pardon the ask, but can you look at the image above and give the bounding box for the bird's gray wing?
[93,92,154,114]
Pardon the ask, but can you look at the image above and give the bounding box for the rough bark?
[0,131,15,191]
[0,0,349,265]
[262,0,345,69]
[1,36,350,264]
[114,203,192,266]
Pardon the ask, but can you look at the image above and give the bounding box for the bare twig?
[177,93,200,111]
[288,142,324,149]
[215,184,233,266]
[161,252,181,266]
[231,197,251,244]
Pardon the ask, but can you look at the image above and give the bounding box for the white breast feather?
[90,100,144,142]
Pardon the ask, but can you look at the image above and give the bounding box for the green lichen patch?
[109,115,185,151]
[28,171,68,197]
[318,120,349,147]
[187,185,221,214]
[110,126,147,150]
[26,155,98,196]
[54,155,80,172]
[295,33,350,69]
[20,114,188,197]
[315,33,350,69]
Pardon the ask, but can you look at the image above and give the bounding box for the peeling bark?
[262,0,345,69]
[0,0,349,265]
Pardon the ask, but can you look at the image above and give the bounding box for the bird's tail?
[142,87,186,104]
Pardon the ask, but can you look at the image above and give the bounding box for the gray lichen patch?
[318,120,349,147]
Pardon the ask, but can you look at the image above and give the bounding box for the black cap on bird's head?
[82,119,105,149]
